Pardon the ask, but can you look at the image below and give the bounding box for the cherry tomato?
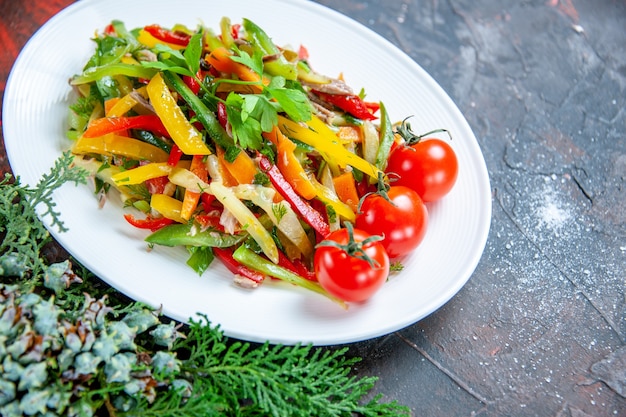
[314,227,389,302]
[385,139,458,203]
[356,186,428,258]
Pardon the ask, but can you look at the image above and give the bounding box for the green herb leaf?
[185,31,204,75]
[229,49,263,77]
[267,86,312,122]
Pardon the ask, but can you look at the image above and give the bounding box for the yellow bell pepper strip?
[161,71,235,152]
[112,162,171,185]
[146,73,212,155]
[209,181,279,263]
[180,155,209,221]
[106,86,148,117]
[310,176,356,222]
[73,134,169,162]
[258,155,330,238]
[277,115,382,180]
[150,193,185,223]
[72,155,144,201]
[232,245,347,309]
[263,126,317,200]
[82,115,170,139]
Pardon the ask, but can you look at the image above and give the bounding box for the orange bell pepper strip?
[278,115,382,180]
[332,171,360,213]
[263,126,317,200]
[216,146,257,185]
[180,155,209,221]
[73,134,169,162]
[146,73,212,155]
[205,47,267,93]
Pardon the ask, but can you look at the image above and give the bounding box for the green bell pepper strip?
[145,223,246,247]
[242,18,297,80]
[70,64,158,85]
[232,245,347,308]
[162,71,235,151]
[374,102,395,171]
[111,20,141,50]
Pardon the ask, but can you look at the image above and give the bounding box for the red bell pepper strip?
[258,155,330,237]
[124,213,174,232]
[83,115,171,139]
[145,175,169,195]
[292,258,316,281]
[144,24,191,46]
[213,247,265,284]
[167,144,183,167]
[312,90,378,121]
[182,74,201,95]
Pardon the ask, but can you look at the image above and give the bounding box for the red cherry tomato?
[386,139,458,203]
[314,227,389,302]
[356,186,428,258]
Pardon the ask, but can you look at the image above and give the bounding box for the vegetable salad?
[67,18,457,306]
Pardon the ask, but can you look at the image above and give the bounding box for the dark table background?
[1,1,625,416]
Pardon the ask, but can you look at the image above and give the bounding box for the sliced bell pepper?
[73,134,169,162]
[124,213,174,232]
[180,155,209,221]
[263,126,317,199]
[312,90,378,121]
[82,115,170,139]
[146,73,212,155]
[373,102,395,171]
[258,155,330,238]
[310,176,356,222]
[277,115,382,180]
[205,47,266,92]
[332,171,360,213]
[150,193,185,223]
[213,247,266,285]
[167,144,183,167]
[216,145,257,185]
[143,24,191,47]
[106,86,148,117]
[112,162,171,185]
[70,64,158,85]
[144,223,246,248]
[137,28,186,50]
[242,18,297,81]
[209,181,279,264]
[162,71,235,152]
[232,245,346,308]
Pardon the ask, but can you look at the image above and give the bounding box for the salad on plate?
[66,17,458,307]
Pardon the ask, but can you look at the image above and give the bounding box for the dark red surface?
[1,1,624,416]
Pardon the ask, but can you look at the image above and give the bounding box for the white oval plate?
[4,0,491,345]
